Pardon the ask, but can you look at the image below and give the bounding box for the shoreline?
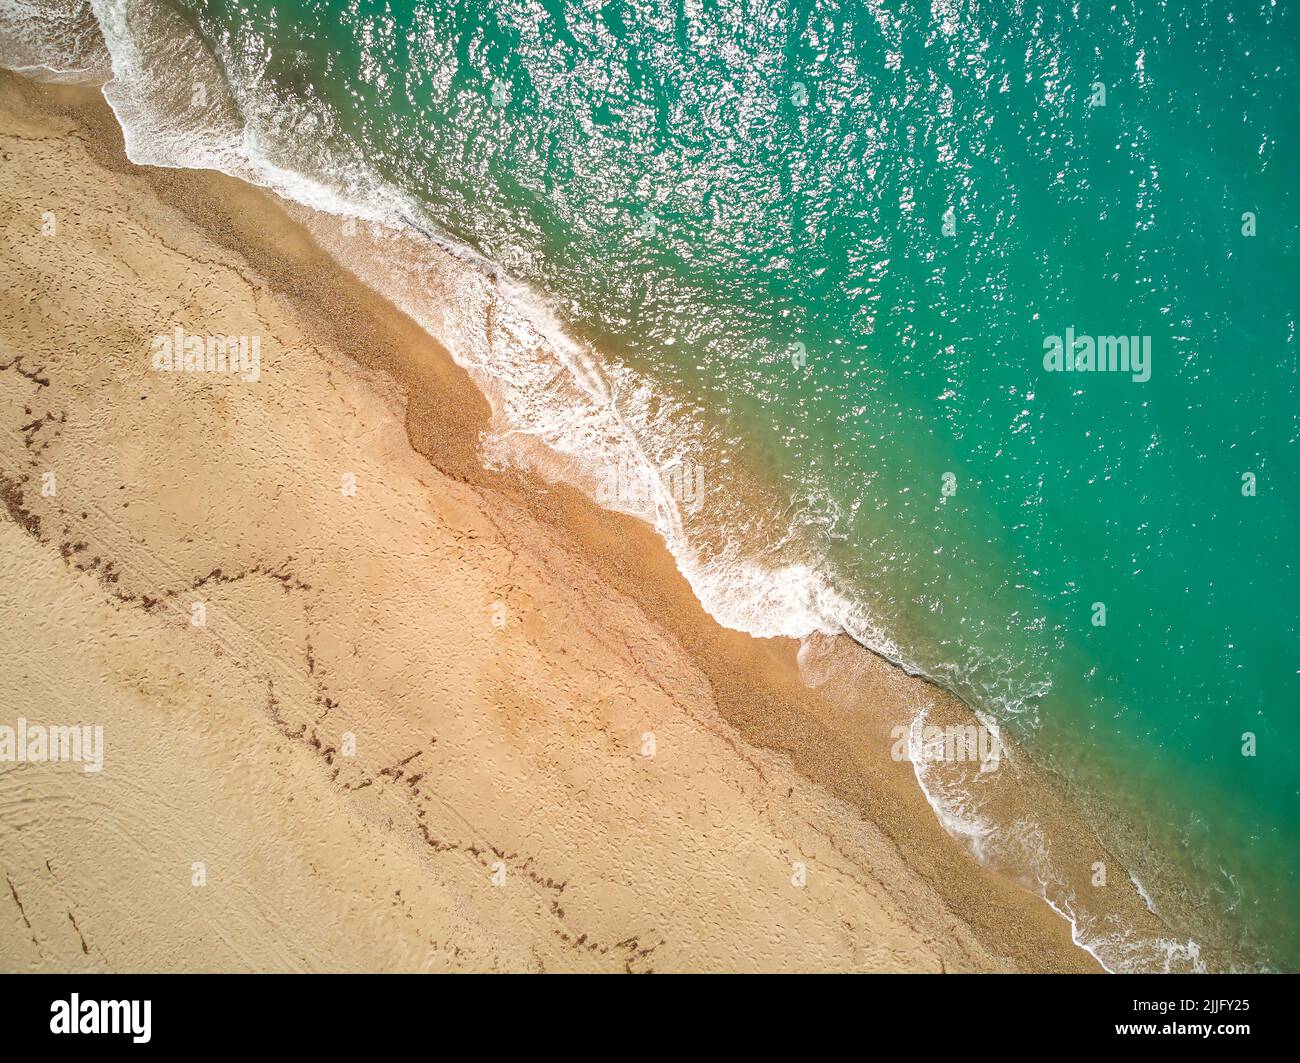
[0,68,1111,971]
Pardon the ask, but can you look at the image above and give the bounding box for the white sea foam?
[0,0,108,82]
[902,701,1208,974]
[907,708,996,860]
[1130,872,1159,915]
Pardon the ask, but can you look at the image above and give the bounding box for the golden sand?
[0,70,1098,972]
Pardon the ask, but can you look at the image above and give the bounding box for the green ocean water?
[21,0,1296,968]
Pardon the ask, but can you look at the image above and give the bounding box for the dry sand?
[0,70,1099,972]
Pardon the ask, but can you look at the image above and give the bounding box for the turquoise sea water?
[7,0,1296,969]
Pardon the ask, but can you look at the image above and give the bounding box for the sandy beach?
[0,69,1104,972]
